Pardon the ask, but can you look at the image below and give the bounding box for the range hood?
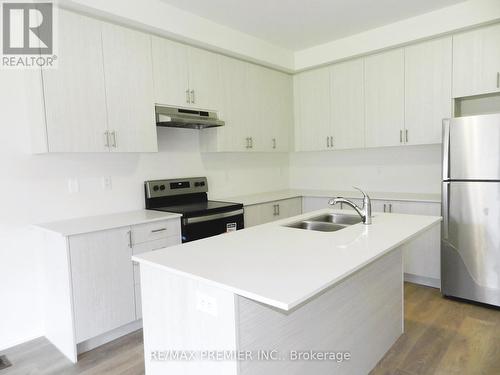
[155,105,224,129]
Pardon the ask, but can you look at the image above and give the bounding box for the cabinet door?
[151,37,190,107]
[302,197,330,213]
[217,56,250,151]
[272,72,293,152]
[330,59,365,150]
[243,205,262,228]
[278,198,302,218]
[293,68,331,151]
[453,24,500,98]
[69,227,135,342]
[365,49,405,148]
[42,10,108,152]
[405,37,452,145]
[102,24,157,152]
[188,47,222,110]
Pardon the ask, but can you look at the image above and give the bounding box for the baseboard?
[404,273,440,289]
[77,320,142,355]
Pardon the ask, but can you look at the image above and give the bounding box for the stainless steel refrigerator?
[442,113,500,307]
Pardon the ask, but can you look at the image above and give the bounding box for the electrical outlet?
[196,292,218,317]
[67,178,79,193]
[102,176,112,190]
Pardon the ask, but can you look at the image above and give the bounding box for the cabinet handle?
[272,138,276,149]
[330,136,334,148]
[104,131,110,148]
[250,137,253,149]
[389,204,392,213]
[383,203,386,212]
[400,130,403,144]
[190,90,195,104]
[273,204,277,216]
[327,136,330,148]
[185,89,190,104]
[245,137,250,149]
[110,131,117,148]
[405,129,408,143]
[277,204,280,216]
[151,228,167,233]
[497,72,500,89]
[128,230,133,248]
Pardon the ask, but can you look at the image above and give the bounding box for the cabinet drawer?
[131,219,180,245]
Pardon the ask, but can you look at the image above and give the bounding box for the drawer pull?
[151,228,167,233]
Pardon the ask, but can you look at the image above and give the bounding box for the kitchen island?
[133,209,441,375]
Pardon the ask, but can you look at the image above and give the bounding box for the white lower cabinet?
[244,197,302,227]
[41,217,181,362]
[70,227,136,343]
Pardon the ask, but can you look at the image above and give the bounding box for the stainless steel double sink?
[284,213,362,232]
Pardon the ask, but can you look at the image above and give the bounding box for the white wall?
[0,70,289,351]
[289,145,442,194]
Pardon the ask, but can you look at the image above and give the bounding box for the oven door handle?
[183,209,244,225]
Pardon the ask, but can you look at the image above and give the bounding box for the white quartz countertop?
[133,209,441,311]
[35,210,181,236]
[215,189,441,206]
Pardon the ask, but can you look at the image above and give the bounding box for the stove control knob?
[200,181,206,186]
[194,182,200,187]
[153,185,159,192]
[159,184,166,191]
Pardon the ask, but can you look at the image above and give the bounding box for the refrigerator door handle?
[442,182,450,240]
[442,119,450,180]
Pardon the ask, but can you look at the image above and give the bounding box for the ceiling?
[159,0,468,50]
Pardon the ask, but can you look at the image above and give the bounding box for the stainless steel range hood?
[155,105,224,129]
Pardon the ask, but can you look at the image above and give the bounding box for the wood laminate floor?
[2,283,499,375]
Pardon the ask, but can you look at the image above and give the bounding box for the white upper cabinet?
[187,47,223,110]
[41,10,108,152]
[200,56,291,152]
[364,49,405,148]
[151,37,190,107]
[293,67,331,151]
[101,23,157,152]
[152,38,222,110]
[405,37,452,145]
[453,24,500,98]
[330,59,365,150]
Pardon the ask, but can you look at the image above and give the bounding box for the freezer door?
[445,113,500,180]
[441,181,500,306]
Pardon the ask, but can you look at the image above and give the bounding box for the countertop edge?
[133,217,442,312]
[34,210,182,237]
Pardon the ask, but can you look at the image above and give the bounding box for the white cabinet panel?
[244,198,302,227]
[187,47,223,110]
[453,23,500,98]
[302,197,330,213]
[405,37,452,145]
[151,37,190,107]
[69,227,136,342]
[42,10,108,152]
[101,23,157,152]
[293,67,331,151]
[330,59,365,150]
[365,49,405,148]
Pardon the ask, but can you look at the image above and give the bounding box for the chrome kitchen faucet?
[328,187,372,225]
